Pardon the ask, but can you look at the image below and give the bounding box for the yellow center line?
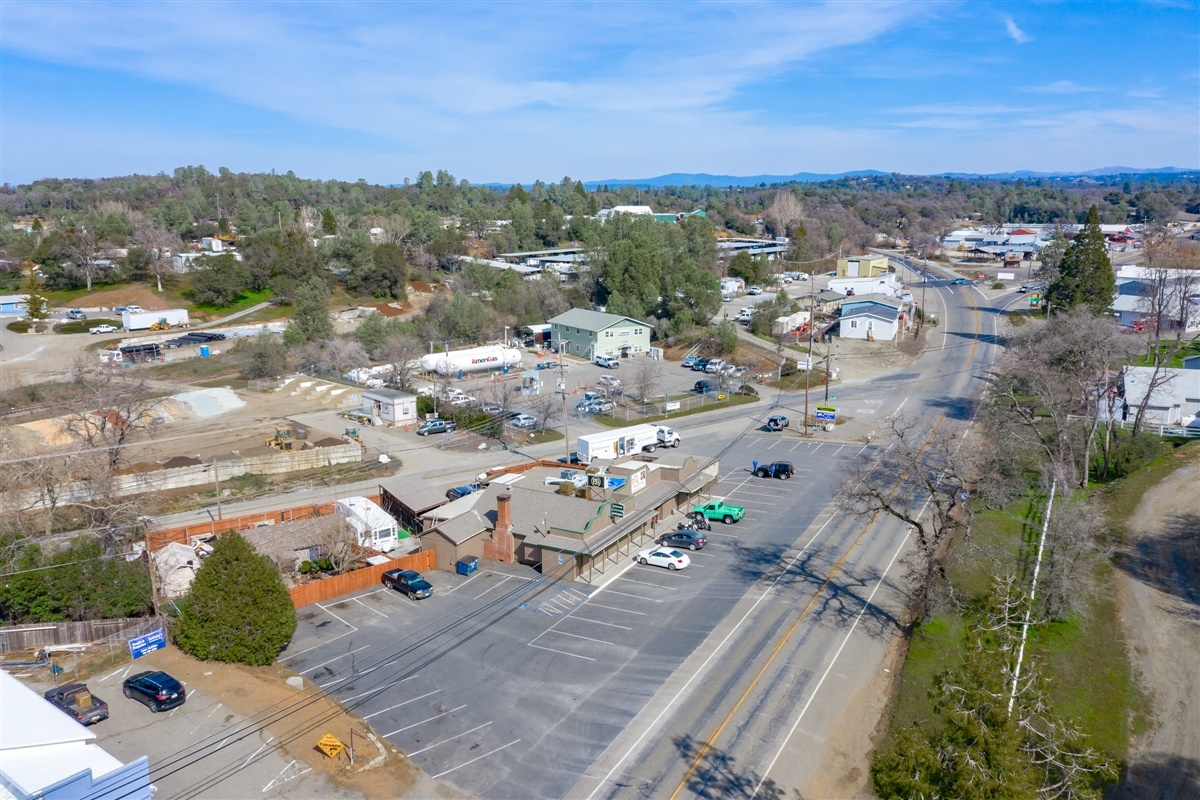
[667,291,984,799]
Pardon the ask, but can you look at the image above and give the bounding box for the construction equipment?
[149,321,172,331]
[265,427,294,451]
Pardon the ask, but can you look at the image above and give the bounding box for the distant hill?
[937,166,1193,180]
[580,170,888,189]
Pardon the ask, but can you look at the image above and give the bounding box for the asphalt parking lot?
[278,433,871,798]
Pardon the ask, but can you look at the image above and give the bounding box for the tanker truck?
[419,346,523,376]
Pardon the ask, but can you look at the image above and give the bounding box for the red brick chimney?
[485,493,515,563]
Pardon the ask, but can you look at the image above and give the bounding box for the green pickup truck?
[693,499,745,524]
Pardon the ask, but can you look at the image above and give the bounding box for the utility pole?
[212,461,222,522]
[144,524,161,618]
[803,275,815,436]
[557,346,571,463]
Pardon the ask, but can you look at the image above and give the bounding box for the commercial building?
[549,309,652,360]
[836,255,890,278]
[838,295,905,341]
[0,670,151,800]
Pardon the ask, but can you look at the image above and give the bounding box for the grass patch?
[1006,310,1038,327]
[591,392,757,427]
[145,352,241,381]
[5,320,32,333]
[189,288,272,316]
[528,429,565,445]
[1127,338,1200,369]
[55,318,120,334]
[882,617,961,738]
[195,377,248,390]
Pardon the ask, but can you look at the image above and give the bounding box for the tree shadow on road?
[671,733,801,800]
[725,541,904,642]
[1116,510,1200,616]
[1112,753,1200,800]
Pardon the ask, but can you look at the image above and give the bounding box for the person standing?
[752,459,759,474]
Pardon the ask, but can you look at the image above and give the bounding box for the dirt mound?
[76,287,169,311]
[370,301,411,318]
[161,455,202,469]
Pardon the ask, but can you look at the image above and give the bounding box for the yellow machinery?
[265,427,294,451]
[149,321,172,331]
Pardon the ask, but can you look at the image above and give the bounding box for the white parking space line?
[567,616,633,631]
[431,738,522,779]
[472,575,513,600]
[314,602,358,630]
[189,702,223,735]
[343,674,419,702]
[767,439,784,450]
[586,602,648,616]
[301,644,372,676]
[729,489,793,499]
[529,642,596,661]
[788,441,807,453]
[363,689,443,720]
[547,629,615,646]
[620,576,680,589]
[705,531,738,538]
[832,445,846,456]
[382,704,467,738]
[601,588,663,603]
[99,666,126,682]
[407,722,494,757]
[353,597,388,618]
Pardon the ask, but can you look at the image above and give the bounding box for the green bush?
[1104,432,1166,479]
[992,282,1005,290]
[0,538,152,623]
[5,320,32,333]
[299,560,312,574]
[174,532,296,665]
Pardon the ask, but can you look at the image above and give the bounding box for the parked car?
[124,305,144,313]
[693,499,745,524]
[729,366,749,378]
[122,670,186,713]
[735,311,753,324]
[446,482,484,500]
[90,324,118,335]
[658,529,707,551]
[693,379,717,394]
[381,568,433,599]
[755,461,795,480]
[594,355,620,369]
[416,419,456,436]
[635,547,691,571]
[577,399,613,414]
[556,452,584,465]
[681,355,699,369]
[704,359,726,374]
[766,414,790,431]
[951,278,970,286]
[479,403,504,414]
[44,684,109,726]
[722,295,734,303]
[449,395,474,406]
[596,375,621,390]
[66,308,87,320]
[747,286,763,295]
[691,357,711,372]
[508,413,537,429]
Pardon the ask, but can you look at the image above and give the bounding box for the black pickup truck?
[44,683,109,726]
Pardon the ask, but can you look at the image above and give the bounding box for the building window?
[849,320,858,329]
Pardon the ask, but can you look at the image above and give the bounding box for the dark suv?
[694,379,717,394]
[755,461,795,480]
[382,568,433,599]
[123,670,186,712]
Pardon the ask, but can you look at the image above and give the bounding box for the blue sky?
[1,1,1196,186]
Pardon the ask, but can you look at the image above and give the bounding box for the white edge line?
[363,689,442,720]
[528,643,596,661]
[583,512,837,800]
[751,527,911,797]
[382,704,467,738]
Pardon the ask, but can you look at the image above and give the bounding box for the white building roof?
[1123,366,1200,413]
[336,496,397,533]
[0,296,28,306]
[0,670,126,797]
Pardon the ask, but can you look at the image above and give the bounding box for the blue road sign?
[128,628,167,660]
[815,406,837,422]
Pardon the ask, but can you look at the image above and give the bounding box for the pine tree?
[283,275,334,346]
[1045,206,1114,315]
[174,532,296,665]
[20,262,50,322]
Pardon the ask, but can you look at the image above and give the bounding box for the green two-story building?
[549,309,652,361]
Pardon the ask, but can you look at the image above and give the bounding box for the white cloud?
[1004,15,1032,44]
[1022,80,1099,94]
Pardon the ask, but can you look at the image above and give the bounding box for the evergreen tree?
[20,263,50,322]
[174,532,296,665]
[320,207,338,235]
[284,275,334,346]
[1045,206,1115,314]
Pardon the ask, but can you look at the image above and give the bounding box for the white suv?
[594,355,620,369]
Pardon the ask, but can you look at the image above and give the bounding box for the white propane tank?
[421,346,522,376]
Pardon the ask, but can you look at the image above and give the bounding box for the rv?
[576,424,680,462]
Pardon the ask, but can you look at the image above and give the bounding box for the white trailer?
[577,424,680,463]
[335,496,400,552]
[121,308,190,331]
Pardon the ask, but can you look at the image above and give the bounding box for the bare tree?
[131,222,181,292]
[526,389,561,434]
[763,191,804,238]
[376,332,423,391]
[367,214,413,248]
[839,415,976,621]
[1037,494,1110,621]
[311,517,359,574]
[628,357,664,406]
[58,227,105,291]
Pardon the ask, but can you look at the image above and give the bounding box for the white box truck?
[577,424,680,462]
[122,308,190,331]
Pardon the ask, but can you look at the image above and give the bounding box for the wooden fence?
[288,549,436,608]
[0,616,163,654]
[148,494,382,551]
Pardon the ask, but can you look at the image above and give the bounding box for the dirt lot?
[74,286,172,311]
[1115,457,1200,799]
